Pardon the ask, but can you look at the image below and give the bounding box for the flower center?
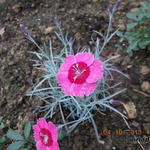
[40,128,53,147]
[68,61,90,84]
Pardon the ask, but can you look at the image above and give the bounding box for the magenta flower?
[57,52,103,97]
[33,118,59,150]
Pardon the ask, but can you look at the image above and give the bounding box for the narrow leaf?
[24,122,31,139]
[128,41,138,50]
[127,23,137,28]
[116,31,123,37]
[7,141,25,150]
[0,136,6,144]
[139,40,150,49]
[7,130,24,141]
[126,13,137,20]
[58,130,67,140]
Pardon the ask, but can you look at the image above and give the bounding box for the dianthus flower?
[33,118,59,150]
[57,52,103,97]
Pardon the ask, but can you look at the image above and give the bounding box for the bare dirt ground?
[0,0,150,150]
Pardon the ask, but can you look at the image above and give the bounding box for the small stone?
[92,0,98,2]
[44,26,55,34]
[0,27,5,37]
[4,86,9,90]
[127,65,132,69]
[132,121,140,128]
[141,81,150,93]
[123,102,137,119]
[143,123,150,131]
[140,66,150,75]
[59,8,66,12]
[31,3,35,8]
[68,10,77,14]
[12,3,22,13]
[8,61,14,65]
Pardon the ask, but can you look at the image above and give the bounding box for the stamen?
[43,135,49,144]
[40,133,49,144]
[68,62,90,84]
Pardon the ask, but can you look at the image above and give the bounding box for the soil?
[0,0,150,150]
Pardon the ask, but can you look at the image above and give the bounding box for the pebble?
[0,27,5,37]
[123,102,137,119]
[44,26,55,34]
[12,3,22,13]
[143,123,150,131]
[141,81,150,93]
[140,65,150,75]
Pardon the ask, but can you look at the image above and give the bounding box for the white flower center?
[72,64,86,81]
[40,133,49,144]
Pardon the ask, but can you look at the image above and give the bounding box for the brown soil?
[0,0,150,150]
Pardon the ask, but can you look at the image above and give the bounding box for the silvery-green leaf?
[0,136,6,144]
[127,23,137,28]
[116,31,123,37]
[139,40,150,49]
[7,141,25,150]
[126,13,138,20]
[24,122,31,139]
[7,130,24,141]
[0,124,4,129]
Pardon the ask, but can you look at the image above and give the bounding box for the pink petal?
[70,82,97,97]
[61,84,72,95]
[33,125,41,141]
[75,52,94,66]
[36,142,45,150]
[64,55,76,64]
[70,83,84,97]
[57,71,72,95]
[37,118,47,128]
[86,60,103,83]
[49,142,59,150]
[62,55,76,71]
[48,122,58,142]
[84,82,97,96]
[57,71,68,85]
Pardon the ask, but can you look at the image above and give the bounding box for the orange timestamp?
[101,129,150,136]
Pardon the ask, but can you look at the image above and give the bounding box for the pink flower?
[57,52,103,97]
[33,118,59,150]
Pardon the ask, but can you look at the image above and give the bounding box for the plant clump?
[117,1,150,55]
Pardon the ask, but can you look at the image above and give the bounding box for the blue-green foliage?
[21,0,128,143]
[117,2,150,55]
[26,21,127,143]
[0,117,34,150]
